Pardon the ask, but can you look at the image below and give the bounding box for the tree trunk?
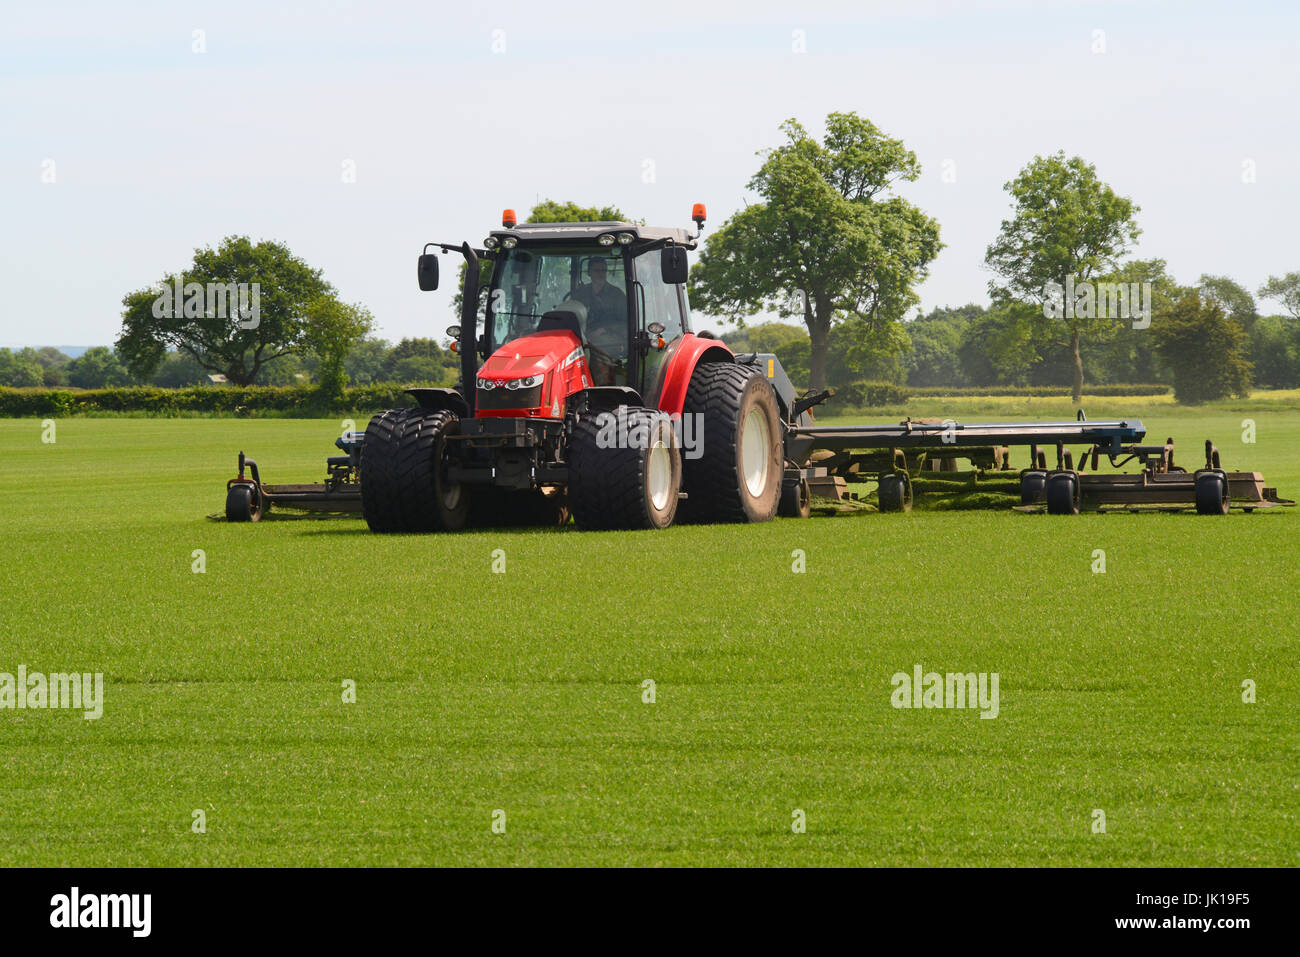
[808,327,827,392]
[1070,327,1083,405]
[806,292,831,392]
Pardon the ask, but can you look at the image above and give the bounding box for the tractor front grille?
[477,385,543,411]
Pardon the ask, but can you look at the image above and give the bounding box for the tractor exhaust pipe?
[458,242,480,415]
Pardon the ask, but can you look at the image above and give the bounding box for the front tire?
[680,363,782,523]
[569,407,682,530]
[360,408,468,533]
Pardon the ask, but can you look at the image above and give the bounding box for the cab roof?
[488,221,696,248]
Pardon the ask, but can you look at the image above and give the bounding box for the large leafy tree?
[690,112,942,391]
[985,152,1140,403]
[117,236,335,386]
[1153,291,1252,403]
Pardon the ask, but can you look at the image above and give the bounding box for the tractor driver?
[570,258,627,386]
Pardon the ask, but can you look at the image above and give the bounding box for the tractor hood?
[475,328,590,419]
[478,328,581,382]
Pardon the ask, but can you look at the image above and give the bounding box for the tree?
[391,355,452,386]
[527,200,627,224]
[904,305,980,388]
[1258,272,1300,321]
[149,350,209,387]
[826,318,910,386]
[384,338,458,384]
[65,346,132,389]
[985,152,1140,403]
[302,298,373,399]
[0,348,46,387]
[1080,259,1180,386]
[33,347,71,386]
[691,112,942,391]
[1152,292,1252,403]
[1248,315,1300,389]
[719,322,811,386]
[344,338,392,385]
[117,236,335,386]
[1198,275,1256,330]
[957,303,1039,387]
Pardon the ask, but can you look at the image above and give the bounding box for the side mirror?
[661,246,688,285]
[417,253,440,291]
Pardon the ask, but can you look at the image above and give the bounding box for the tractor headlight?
[597,233,615,246]
[484,237,499,249]
[501,236,518,249]
[476,376,497,390]
[617,232,633,245]
[505,374,543,390]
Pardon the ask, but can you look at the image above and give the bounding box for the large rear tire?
[569,407,681,530]
[680,363,782,523]
[360,408,468,533]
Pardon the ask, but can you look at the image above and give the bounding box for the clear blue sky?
[2,0,1296,347]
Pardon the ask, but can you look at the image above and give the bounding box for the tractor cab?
[470,220,695,410]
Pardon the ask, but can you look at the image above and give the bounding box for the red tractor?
[359,206,800,532]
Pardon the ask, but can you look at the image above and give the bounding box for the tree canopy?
[690,112,942,390]
[116,236,337,386]
[985,152,1140,402]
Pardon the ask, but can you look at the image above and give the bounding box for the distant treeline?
[721,297,1300,397]
[0,338,459,391]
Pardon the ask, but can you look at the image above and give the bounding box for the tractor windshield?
[489,247,630,382]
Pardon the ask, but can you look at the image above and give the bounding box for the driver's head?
[587,259,609,288]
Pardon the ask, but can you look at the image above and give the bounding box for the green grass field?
[1,406,1297,866]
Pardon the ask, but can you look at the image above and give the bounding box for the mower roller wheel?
[225,484,261,522]
[778,478,812,518]
[1045,472,1080,515]
[1020,470,1047,505]
[877,473,911,513]
[1195,471,1230,515]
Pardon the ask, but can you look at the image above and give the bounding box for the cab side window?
[634,249,685,342]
